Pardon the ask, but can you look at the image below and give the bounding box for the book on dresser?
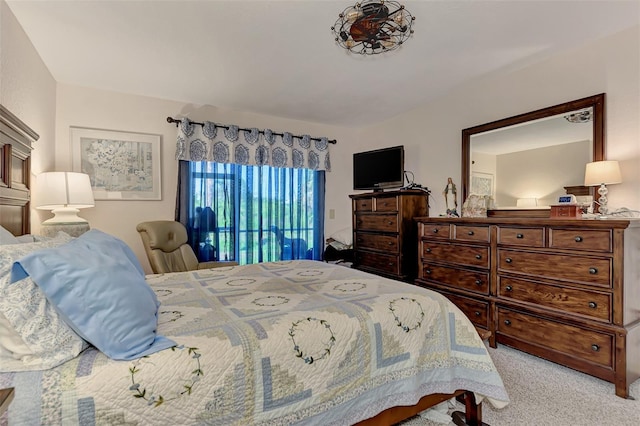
[350,190,428,281]
[413,216,640,398]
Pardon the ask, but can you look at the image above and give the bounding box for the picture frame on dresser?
[71,127,162,200]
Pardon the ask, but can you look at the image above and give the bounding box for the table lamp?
[584,160,621,215]
[36,171,95,236]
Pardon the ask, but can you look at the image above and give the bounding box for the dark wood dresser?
[350,190,428,281]
[414,216,640,398]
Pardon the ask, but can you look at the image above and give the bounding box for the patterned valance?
[175,119,332,171]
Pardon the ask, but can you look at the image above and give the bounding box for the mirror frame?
[461,93,605,204]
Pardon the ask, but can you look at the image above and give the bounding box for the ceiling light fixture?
[564,110,593,123]
[331,1,415,55]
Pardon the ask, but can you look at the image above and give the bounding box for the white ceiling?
[6,0,639,127]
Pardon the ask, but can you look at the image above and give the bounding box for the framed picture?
[470,171,494,197]
[71,127,161,200]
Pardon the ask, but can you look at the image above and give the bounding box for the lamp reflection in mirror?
[36,172,95,224]
[584,160,621,215]
[516,198,538,208]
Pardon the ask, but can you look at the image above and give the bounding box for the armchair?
[136,220,236,273]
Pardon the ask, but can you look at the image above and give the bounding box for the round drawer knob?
[475,279,483,286]
[468,231,475,236]
[474,311,481,317]
[426,248,432,253]
[388,221,393,225]
[505,257,513,264]
[575,236,583,243]
[425,268,432,275]
[505,285,513,292]
[357,238,363,242]
[388,262,394,266]
[388,241,394,245]
[504,320,511,326]
[432,229,439,233]
[591,344,600,352]
[588,301,598,309]
[475,254,482,260]
[516,233,524,239]
[589,267,598,275]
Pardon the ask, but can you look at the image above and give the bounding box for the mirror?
[462,94,605,211]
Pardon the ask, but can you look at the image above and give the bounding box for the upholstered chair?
[136,220,235,273]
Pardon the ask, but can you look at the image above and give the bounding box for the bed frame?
[0,104,38,236]
[0,104,486,426]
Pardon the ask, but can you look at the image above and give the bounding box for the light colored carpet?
[399,345,640,426]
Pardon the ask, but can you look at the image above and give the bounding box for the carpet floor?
[399,345,640,426]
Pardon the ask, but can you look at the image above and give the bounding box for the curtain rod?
[166,117,337,145]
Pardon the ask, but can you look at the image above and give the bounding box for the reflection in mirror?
[471,109,592,207]
[462,94,605,211]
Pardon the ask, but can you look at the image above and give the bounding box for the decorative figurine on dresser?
[350,189,428,281]
[443,177,459,217]
[414,215,640,398]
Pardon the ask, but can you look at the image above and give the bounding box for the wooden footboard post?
[451,391,487,426]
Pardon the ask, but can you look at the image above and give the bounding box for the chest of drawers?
[350,190,428,280]
[414,216,640,398]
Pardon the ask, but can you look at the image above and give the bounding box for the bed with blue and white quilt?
[0,230,508,425]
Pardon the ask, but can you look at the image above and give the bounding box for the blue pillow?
[10,229,175,360]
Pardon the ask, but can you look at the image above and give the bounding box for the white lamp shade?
[584,161,622,186]
[36,172,94,224]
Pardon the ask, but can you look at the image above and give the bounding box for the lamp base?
[43,206,88,224]
[41,222,90,238]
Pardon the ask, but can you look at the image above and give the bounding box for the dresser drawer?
[453,225,490,242]
[356,251,399,275]
[375,196,398,212]
[420,223,451,239]
[498,276,611,322]
[497,226,545,247]
[442,292,489,329]
[498,249,611,288]
[549,228,612,253]
[354,198,372,212]
[496,307,613,368]
[422,263,489,294]
[422,241,489,269]
[355,214,398,232]
[355,233,398,252]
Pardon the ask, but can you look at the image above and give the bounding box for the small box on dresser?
[414,216,640,398]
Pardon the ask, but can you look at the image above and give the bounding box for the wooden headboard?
[0,104,38,236]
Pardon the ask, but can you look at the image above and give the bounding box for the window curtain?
[176,161,325,265]
[175,118,331,171]
[175,118,331,265]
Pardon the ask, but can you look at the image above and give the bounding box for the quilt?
[1,260,508,425]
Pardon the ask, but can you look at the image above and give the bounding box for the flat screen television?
[353,145,405,191]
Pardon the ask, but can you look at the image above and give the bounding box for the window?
[177,161,325,265]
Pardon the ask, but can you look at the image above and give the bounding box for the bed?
[0,105,508,425]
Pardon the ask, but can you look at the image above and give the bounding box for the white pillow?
[0,225,19,245]
[329,227,353,247]
[0,232,88,372]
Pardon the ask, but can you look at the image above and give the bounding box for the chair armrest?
[198,261,238,269]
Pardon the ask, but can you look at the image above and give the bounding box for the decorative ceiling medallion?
[331,1,415,55]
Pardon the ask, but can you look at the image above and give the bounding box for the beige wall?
[495,141,591,207]
[359,26,640,217]
[54,84,357,272]
[1,0,56,233]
